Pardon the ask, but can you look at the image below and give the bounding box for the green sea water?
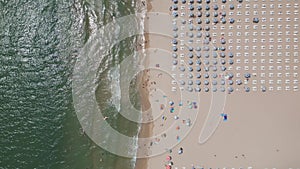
[0,0,140,168]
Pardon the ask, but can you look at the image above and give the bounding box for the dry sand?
[136,0,300,168]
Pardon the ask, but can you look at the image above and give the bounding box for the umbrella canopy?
[220,87,225,92]
[197,5,202,10]
[188,52,193,58]
[204,52,209,58]
[212,80,217,85]
[213,4,218,10]
[166,156,172,161]
[205,5,210,10]
[245,87,250,92]
[221,79,225,85]
[205,25,210,31]
[221,17,226,23]
[188,46,194,51]
[188,80,193,85]
[197,18,202,24]
[204,87,209,92]
[188,60,193,65]
[212,66,217,71]
[213,12,218,17]
[229,4,234,10]
[244,73,251,78]
[173,0,178,3]
[196,46,201,51]
[195,80,201,85]
[221,66,226,71]
[197,32,202,38]
[188,73,193,78]
[172,5,178,10]
[206,0,210,3]
[204,59,209,65]
[179,66,185,72]
[220,46,226,51]
[221,59,226,64]
[173,60,178,65]
[212,73,218,78]
[205,18,210,24]
[222,0,226,3]
[188,32,194,38]
[221,11,226,16]
[173,33,178,38]
[253,17,259,23]
[172,39,178,44]
[195,87,201,92]
[169,101,174,106]
[212,59,217,65]
[172,46,178,51]
[228,52,234,58]
[236,79,242,85]
[172,53,178,58]
[228,59,234,65]
[197,0,202,3]
[228,87,234,92]
[196,52,201,58]
[196,66,201,72]
[228,80,233,85]
[190,0,194,3]
[212,87,217,92]
[196,73,201,78]
[204,73,209,78]
[205,11,210,17]
[262,86,267,92]
[189,5,194,10]
[204,80,209,85]
[229,18,235,23]
[189,24,194,31]
[182,0,186,3]
[180,80,185,85]
[196,59,201,65]
[220,52,226,58]
[188,67,193,72]
[221,38,226,44]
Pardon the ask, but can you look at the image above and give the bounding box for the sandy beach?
[136,0,300,168]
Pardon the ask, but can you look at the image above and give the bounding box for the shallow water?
[0,0,140,168]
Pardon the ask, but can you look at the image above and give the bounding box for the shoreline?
[135,0,153,169]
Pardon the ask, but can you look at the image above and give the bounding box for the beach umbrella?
[220,87,225,92]
[220,46,226,51]
[197,18,202,24]
[229,4,234,10]
[212,52,217,58]
[188,60,193,65]
[196,66,201,72]
[189,0,194,3]
[196,59,201,65]
[221,66,226,71]
[172,39,178,44]
[228,52,234,58]
[204,73,209,78]
[173,60,178,65]
[204,59,209,65]
[205,18,210,24]
[166,156,172,161]
[204,39,209,44]
[189,24,193,31]
[173,33,178,38]
[195,80,201,85]
[196,52,201,58]
[205,32,210,37]
[212,73,218,78]
[197,5,202,11]
[172,5,178,10]
[245,87,250,92]
[189,5,194,10]
[182,0,186,3]
[213,12,218,17]
[196,32,202,38]
[188,52,193,58]
[212,66,217,71]
[189,12,194,17]
[228,87,234,93]
[204,52,209,58]
[172,46,178,51]
[196,26,202,31]
[262,86,267,92]
[173,25,178,31]
[165,165,171,169]
[221,79,225,85]
[179,66,185,72]
[213,46,218,51]
[188,32,194,38]
[188,73,193,78]
[212,59,217,65]
[205,5,210,10]
[188,80,193,85]
[221,59,226,64]
[181,19,186,24]
[253,17,259,23]
[213,18,218,24]
[221,17,226,23]
[213,4,218,10]
[204,66,209,72]
[170,107,175,113]
[212,80,217,85]
[206,0,210,3]
[221,11,226,16]
[197,0,202,3]
[229,18,235,24]
[187,86,193,92]
[172,53,178,58]
[222,0,226,3]
[228,73,234,78]
[212,87,217,92]
[173,0,178,3]
[195,87,201,92]
[238,0,242,2]
[221,38,226,44]
[169,101,174,106]
[180,80,185,85]
[228,80,233,85]
[220,52,225,58]
[244,73,251,78]
[172,11,178,17]
[196,46,201,51]
[236,79,242,85]
[188,67,193,72]
[205,11,210,17]
[196,73,201,78]
[204,87,209,92]
[188,46,194,51]
[228,59,234,65]
[205,25,210,31]
[204,46,209,51]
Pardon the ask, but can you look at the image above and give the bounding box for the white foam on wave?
[109,65,121,112]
